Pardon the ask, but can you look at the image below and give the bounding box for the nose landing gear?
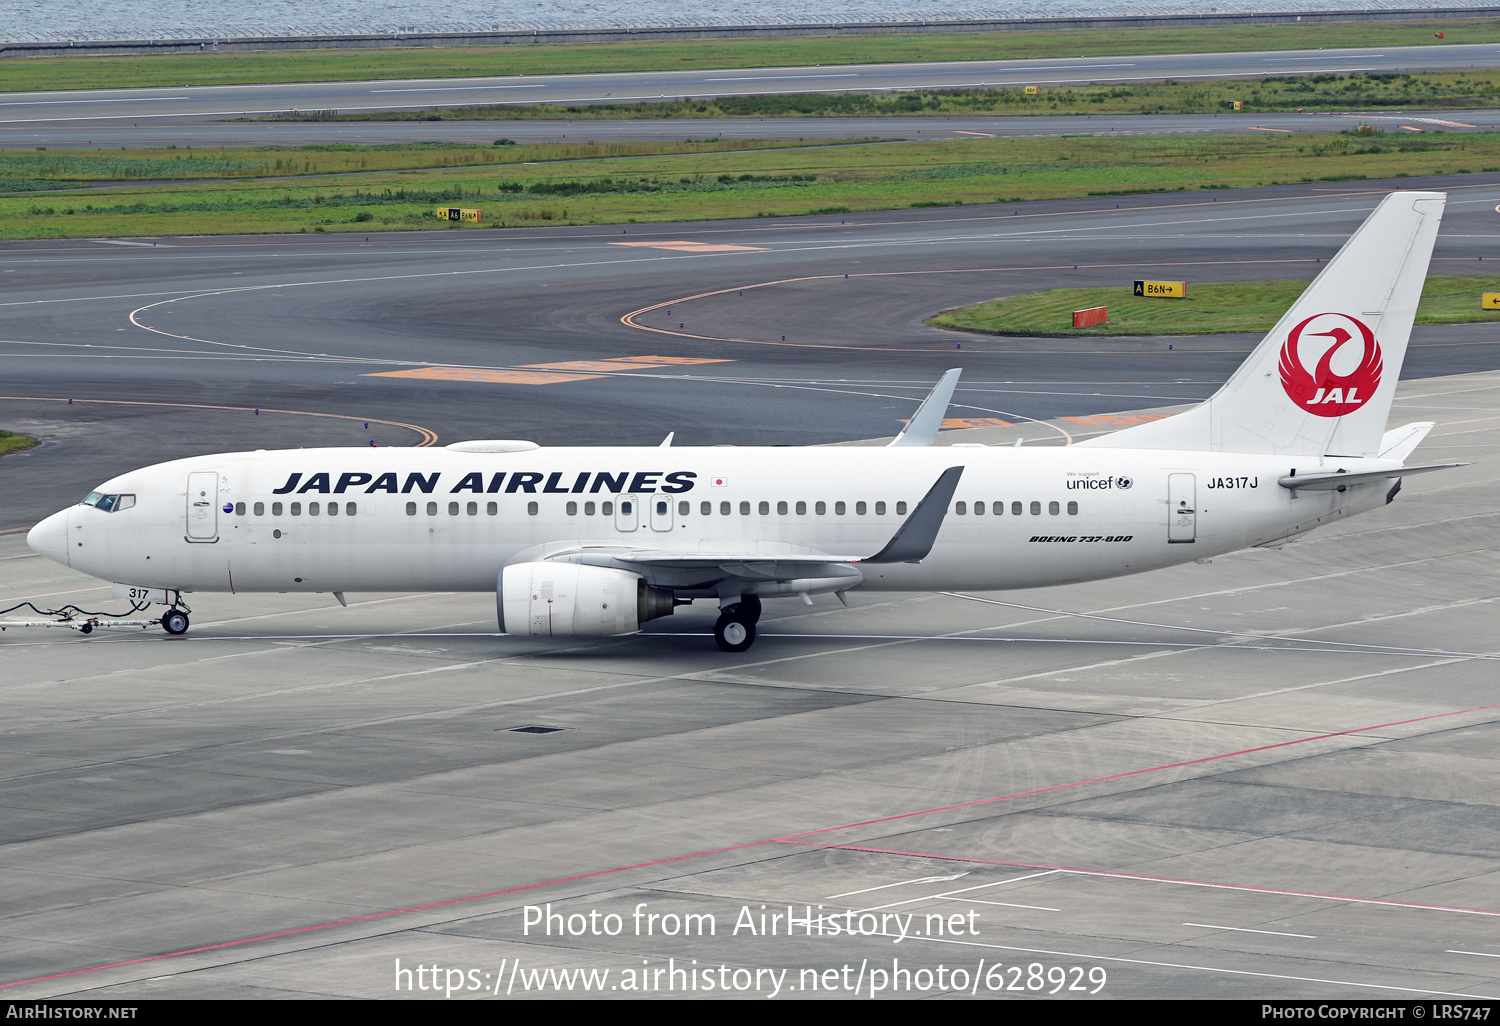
[160,608,190,635]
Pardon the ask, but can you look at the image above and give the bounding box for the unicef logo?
[1113,476,1133,490]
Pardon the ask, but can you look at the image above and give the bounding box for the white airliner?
[27,192,1463,651]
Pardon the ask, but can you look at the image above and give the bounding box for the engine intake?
[498,562,675,637]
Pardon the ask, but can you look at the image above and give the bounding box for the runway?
[1,177,1498,998]
[6,108,1500,150]
[3,42,1500,128]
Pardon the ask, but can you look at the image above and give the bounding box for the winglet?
[862,466,964,563]
[888,369,961,447]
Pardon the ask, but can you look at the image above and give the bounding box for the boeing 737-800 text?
[26,192,1462,651]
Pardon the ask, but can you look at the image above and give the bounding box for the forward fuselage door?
[185,471,219,542]
[649,494,674,532]
[614,494,640,532]
[1168,472,1196,544]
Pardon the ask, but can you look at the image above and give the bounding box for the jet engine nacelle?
[498,562,675,637]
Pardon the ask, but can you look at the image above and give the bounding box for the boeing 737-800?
[26,192,1463,651]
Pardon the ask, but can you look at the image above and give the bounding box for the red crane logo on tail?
[1278,312,1383,418]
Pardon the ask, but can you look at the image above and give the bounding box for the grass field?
[0,431,39,456]
[0,139,852,193]
[929,276,1500,337]
[284,70,1500,121]
[3,131,1496,238]
[2,20,1499,93]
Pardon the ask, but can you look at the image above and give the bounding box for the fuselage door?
[186,471,219,542]
[1168,472,1196,544]
[649,494,674,532]
[614,494,640,532]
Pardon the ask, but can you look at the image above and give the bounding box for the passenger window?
[720,501,731,516]
[584,501,596,516]
[777,501,788,516]
[656,500,668,516]
[796,500,806,515]
[566,501,578,516]
[972,500,983,516]
[602,501,614,516]
[759,501,769,515]
[310,502,321,516]
[327,502,338,517]
[1013,501,1023,516]
[1067,501,1078,515]
[875,501,885,515]
[348,502,358,516]
[993,501,1003,515]
[254,501,265,516]
[701,501,711,516]
[487,501,498,516]
[406,502,416,516]
[527,501,539,516]
[856,501,867,516]
[426,502,437,516]
[291,502,302,516]
[465,501,476,516]
[955,501,966,515]
[235,502,246,516]
[835,501,846,515]
[448,501,459,516]
[272,502,283,516]
[739,501,750,515]
[1030,501,1041,515]
[896,501,907,515]
[1049,501,1060,515]
[815,500,826,515]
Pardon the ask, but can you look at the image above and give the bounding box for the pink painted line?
[767,701,1500,843]
[6,699,1498,990]
[0,839,769,990]
[790,842,1500,918]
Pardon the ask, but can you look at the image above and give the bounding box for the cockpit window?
[81,492,135,513]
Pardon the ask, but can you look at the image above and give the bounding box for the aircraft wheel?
[162,609,190,635]
[714,612,755,653]
[737,594,762,624]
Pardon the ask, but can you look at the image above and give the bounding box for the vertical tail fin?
[1082,191,1445,456]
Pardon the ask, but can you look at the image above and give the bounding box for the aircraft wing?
[544,465,964,585]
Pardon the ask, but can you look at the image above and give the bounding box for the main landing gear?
[714,594,762,653]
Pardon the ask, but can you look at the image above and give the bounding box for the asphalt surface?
[0,373,1496,1000]
[7,108,1500,149]
[4,42,1500,127]
[4,174,1500,533]
[1,83,1499,994]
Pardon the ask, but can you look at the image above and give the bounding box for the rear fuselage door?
[614,494,640,532]
[186,471,219,542]
[1168,473,1196,544]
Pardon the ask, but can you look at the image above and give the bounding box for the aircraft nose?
[26,509,70,568]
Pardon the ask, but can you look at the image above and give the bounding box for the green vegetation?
[930,276,1500,337]
[3,132,1498,238]
[0,139,838,192]
[3,20,1499,92]
[0,431,39,456]
[281,70,1500,120]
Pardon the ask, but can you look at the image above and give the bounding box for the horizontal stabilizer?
[1279,463,1466,491]
[1378,422,1435,462]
